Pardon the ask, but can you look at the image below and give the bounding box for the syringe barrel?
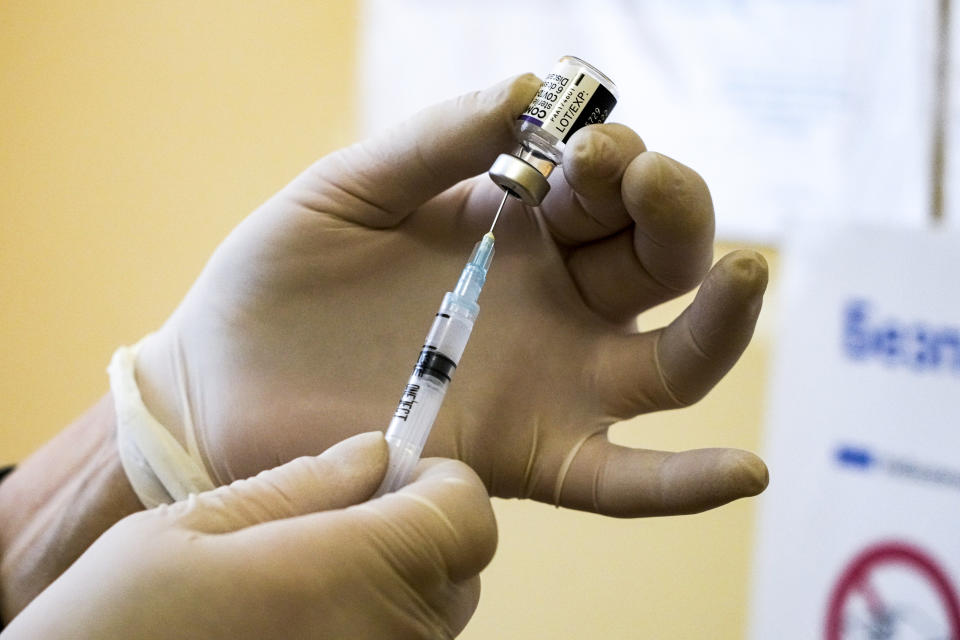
[378,374,448,495]
[375,290,479,495]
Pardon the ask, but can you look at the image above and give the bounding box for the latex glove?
[136,73,769,517]
[3,433,495,639]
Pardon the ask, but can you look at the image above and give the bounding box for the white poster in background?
[749,224,960,639]
[360,0,935,243]
[943,5,960,228]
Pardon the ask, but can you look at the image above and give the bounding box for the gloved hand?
[135,73,769,517]
[3,433,495,639]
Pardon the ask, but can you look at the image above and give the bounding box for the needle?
[489,190,509,235]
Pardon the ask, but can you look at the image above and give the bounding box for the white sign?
[749,223,960,638]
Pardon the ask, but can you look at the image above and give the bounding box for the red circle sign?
[825,541,960,639]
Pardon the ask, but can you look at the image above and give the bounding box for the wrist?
[133,331,189,454]
[0,394,141,621]
[118,333,217,503]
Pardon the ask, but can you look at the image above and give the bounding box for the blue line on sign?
[835,446,875,470]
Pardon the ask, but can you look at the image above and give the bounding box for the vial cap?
[488,153,551,206]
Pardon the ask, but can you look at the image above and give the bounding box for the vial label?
[521,61,618,144]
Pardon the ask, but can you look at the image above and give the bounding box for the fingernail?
[349,431,387,451]
[653,152,686,184]
[487,73,540,116]
[733,451,769,496]
[717,250,770,298]
[320,431,385,458]
[568,129,620,179]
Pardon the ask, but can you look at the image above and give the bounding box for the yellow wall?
[0,1,359,459]
[0,3,774,637]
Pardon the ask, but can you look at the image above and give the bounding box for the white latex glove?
[136,73,769,516]
[2,433,495,640]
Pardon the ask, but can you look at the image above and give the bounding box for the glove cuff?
[107,340,215,508]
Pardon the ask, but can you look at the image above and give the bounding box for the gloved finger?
[232,458,496,589]
[435,576,483,639]
[553,433,768,517]
[567,152,716,323]
[160,431,388,533]
[597,250,768,419]
[538,123,646,245]
[362,458,498,585]
[299,74,540,228]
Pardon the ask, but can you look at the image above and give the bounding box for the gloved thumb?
[306,73,539,228]
[159,432,388,534]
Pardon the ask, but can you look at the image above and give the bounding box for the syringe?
[375,55,619,494]
[374,194,506,495]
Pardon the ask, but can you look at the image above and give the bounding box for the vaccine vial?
[489,56,619,205]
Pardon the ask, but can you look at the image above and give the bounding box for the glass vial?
[488,55,619,205]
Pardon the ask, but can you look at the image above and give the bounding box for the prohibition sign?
[825,541,960,639]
